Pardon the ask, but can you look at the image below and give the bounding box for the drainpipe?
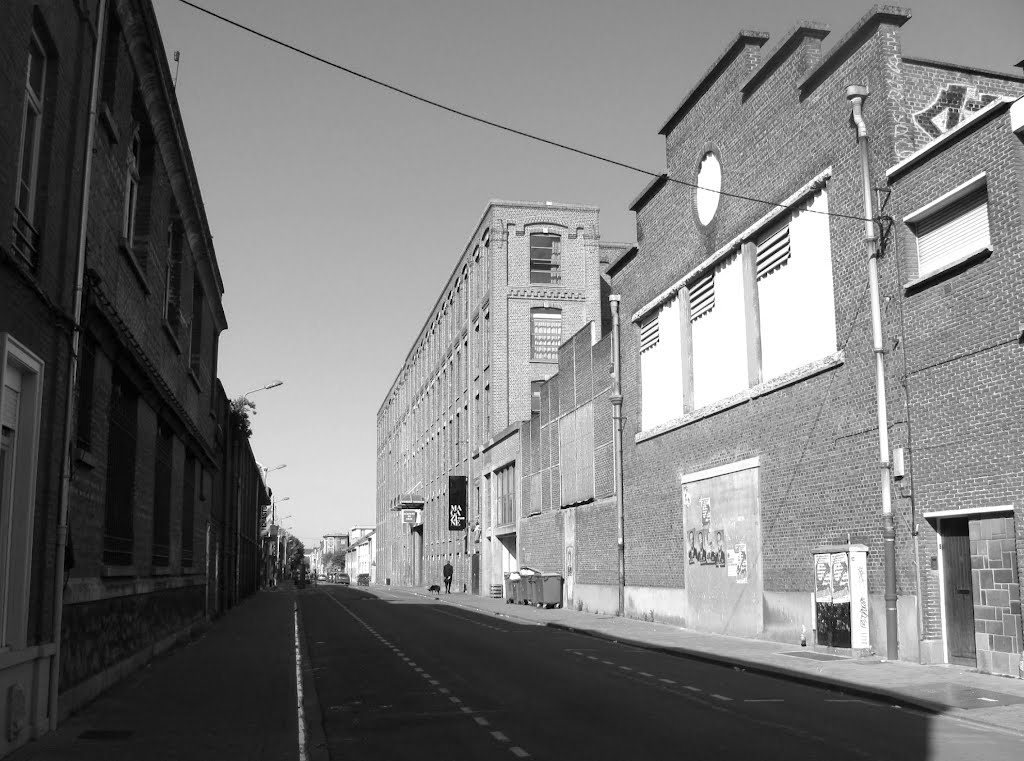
[847,85,899,661]
[609,295,626,617]
[50,0,108,730]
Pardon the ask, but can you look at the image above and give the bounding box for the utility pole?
[847,84,899,661]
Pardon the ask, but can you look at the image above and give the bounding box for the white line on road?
[639,672,653,677]
[602,660,613,665]
[437,687,450,694]
[293,603,308,761]
[510,747,530,758]
[491,731,509,742]
[745,699,784,703]
[712,694,733,701]
[587,655,598,660]
[619,666,632,671]
[475,717,490,726]
[461,706,474,713]
[683,686,701,692]
[450,696,463,704]
[659,678,676,684]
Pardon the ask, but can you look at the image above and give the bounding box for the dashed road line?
[491,731,509,742]
[475,717,490,726]
[746,699,784,703]
[510,747,530,758]
[659,678,676,684]
[639,672,653,678]
[684,686,701,692]
[712,694,733,702]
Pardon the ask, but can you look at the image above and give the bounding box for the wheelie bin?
[536,573,563,608]
[518,568,539,605]
[504,572,520,604]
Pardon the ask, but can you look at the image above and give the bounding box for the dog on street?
[427,584,441,596]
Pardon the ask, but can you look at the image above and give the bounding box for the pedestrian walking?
[443,559,454,594]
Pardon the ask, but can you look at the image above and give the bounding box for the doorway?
[939,517,976,666]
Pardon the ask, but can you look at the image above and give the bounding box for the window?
[531,380,543,414]
[76,337,96,450]
[153,422,172,566]
[12,32,47,264]
[530,232,561,284]
[756,188,836,381]
[165,216,185,332]
[0,335,44,648]
[103,371,137,566]
[190,280,205,377]
[123,126,141,244]
[906,175,990,279]
[100,6,120,105]
[495,462,516,526]
[182,452,196,567]
[531,308,561,361]
[639,298,684,430]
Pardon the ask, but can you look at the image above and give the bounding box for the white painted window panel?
[692,252,747,409]
[640,297,683,430]
[916,189,990,276]
[758,189,837,381]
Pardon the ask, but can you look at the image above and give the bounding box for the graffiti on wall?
[914,84,998,139]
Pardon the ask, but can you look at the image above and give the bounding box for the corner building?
[609,5,1024,668]
[376,201,624,593]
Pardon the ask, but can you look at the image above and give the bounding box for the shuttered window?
[689,271,715,320]
[639,314,659,353]
[756,224,791,280]
[913,186,990,277]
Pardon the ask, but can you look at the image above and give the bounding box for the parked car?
[338,573,351,586]
[357,573,370,586]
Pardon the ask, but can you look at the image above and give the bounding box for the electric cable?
[173,0,870,222]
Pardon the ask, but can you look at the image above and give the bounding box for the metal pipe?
[50,0,108,730]
[847,85,899,661]
[609,295,626,617]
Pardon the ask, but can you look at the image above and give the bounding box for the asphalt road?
[301,585,1021,761]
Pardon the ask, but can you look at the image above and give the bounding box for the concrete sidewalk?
[9,586,302,761]
[388,585,1024,737]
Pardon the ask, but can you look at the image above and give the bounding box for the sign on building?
[448,476,467,531]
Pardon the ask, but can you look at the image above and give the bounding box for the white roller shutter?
[916,187,990,276]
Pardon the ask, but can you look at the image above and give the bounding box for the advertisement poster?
[726,550,738,577]
[448,476,468,531]
[734,543,748,584]
[813,553,833,603]
[700,497,712,526]
[849,550,870,649]
[830,552,851,604]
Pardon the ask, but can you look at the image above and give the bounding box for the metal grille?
[103,376,136,566]
[689,271,715,320]
[756,224,791,280]
[639,313,659,353]
[152,423,172,566]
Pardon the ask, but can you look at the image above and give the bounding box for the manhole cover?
[780,651,847,661]
[78,729,133,740]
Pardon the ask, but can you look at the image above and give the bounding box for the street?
[301,586,1022,761]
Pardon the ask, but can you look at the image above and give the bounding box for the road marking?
[420,673,432,679]
[683,686,701,692]
[293,603,308,761]
[491,731,509,742]
[639,672,653,678]
[460,706,474,714]
[429,680,440,686]
[437,687,450,694]
[619,666,632,671]
[510,747,530,758]
[746,699,784,703]
[587,655,598,660]
[978,697,998,703]
[475,717,490,726]
[450,696,463,704]
[659,678,676,684]
[712,694,733,702]
[602,660,613,665]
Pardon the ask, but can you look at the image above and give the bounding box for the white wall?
[640,296,684,429]
[692,251,748,409]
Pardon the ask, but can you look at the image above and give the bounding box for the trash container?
[518,568,539,605]
[504,572,520,604]
[536,573,563,608]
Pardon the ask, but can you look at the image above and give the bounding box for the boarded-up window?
[559,402,594,506]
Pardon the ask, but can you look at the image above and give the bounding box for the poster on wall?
[448,476,468,531]
[700,497,712,526]
[813,553,833,603]
[849,550,870,649]
[726,550,738,577]
[734,543,748,584]
[830,552,851,604]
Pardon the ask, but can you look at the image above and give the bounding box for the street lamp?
[244,380,283,399]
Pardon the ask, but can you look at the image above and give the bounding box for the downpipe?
[847,85,899,661]
[609,295,626,617]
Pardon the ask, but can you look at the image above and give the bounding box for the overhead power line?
[174,0,869,222]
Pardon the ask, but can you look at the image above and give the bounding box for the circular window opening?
[695,152,721,225]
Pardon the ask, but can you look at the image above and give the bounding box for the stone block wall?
[971,516,1022,677]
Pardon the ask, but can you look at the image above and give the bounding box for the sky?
[148,0,1024,547]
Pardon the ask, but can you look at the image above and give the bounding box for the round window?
[695,152,721,225]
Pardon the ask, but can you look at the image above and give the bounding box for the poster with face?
[830,552,851,604]
[814,553,832,603]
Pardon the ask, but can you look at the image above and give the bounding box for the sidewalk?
[389,585,1024,737]
[9,586,302,761]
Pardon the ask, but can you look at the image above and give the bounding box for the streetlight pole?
[244,380,283,399]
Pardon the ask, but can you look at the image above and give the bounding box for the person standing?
[443,559,454,594]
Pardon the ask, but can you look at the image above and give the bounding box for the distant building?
[375,200,628,592]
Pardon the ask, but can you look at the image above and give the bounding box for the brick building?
[376,201,627,593]
[0,1,267,752]
[598,5,1024,673]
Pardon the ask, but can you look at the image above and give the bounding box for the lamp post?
[244,380,283,399]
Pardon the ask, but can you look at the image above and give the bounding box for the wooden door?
[941,518,977,665]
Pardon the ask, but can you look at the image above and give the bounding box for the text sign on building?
[448,476,468,531]
[401,509,418,524]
